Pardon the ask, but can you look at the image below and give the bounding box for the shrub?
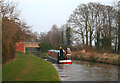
[105,58,108,60]
[38,42,53,53]
[112,54,117,56]
[79,55,85,61]
[89,55,96,62]
[96,57,99,60]
[112,59,116,64]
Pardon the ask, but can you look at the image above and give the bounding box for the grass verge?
[0,66,2,82]
[37,52,47,59]
[2,51,60,81]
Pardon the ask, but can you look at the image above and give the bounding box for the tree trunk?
[81,31,85,48]
[108,15,112,47]
[96,31,100,51]
[118,21,120,53]
[61,30,64,44]
[85,17,88,47]
[115,36,117,51]
[89,27,93,47]
[118,5,120,53]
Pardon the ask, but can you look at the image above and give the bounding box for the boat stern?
[59,60,72,64]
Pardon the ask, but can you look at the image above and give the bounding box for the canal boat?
[47,50,72,64]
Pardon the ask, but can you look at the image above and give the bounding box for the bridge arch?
[16,42,40,53]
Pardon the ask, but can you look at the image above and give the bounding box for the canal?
[53,60,118,81]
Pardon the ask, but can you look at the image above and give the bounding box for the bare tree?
[2,0,31,64]
[67,4,86,48]
[68,2,119,52]
[88,3,96,47]
[1,0,20,20]
[117,1,120,53]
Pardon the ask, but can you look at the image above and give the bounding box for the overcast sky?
[16,0,114,34]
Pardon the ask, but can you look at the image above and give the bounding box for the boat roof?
[48,50,59,53]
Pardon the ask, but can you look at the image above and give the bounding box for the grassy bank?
[0,66,1,82]
[37,52,47,59]
[72,50,120,65]
[2,51,60,81]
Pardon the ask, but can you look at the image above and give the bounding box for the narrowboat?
[47,50,72,64]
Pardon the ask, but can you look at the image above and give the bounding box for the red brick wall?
[16,42,24,53]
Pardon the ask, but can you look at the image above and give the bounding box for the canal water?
[53,60,118,81]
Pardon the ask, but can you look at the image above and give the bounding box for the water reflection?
[53,60,118,81]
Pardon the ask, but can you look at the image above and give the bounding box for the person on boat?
[59,47,66,59]
[66,48,71,59]
[63,49,66,59]
[59,47,63,59]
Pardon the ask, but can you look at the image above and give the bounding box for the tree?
[2,17,24,63]
[0,0,2,63]
[67,4,86,48]
[68,2,118,52]
[38,24,68,49]
[95,31,100,51]
[117,1,120,53]
[38,42,52,53]
[1,0,31,64]
[88,3,95,47]
[66,27,72,46]
[100,36,111,52]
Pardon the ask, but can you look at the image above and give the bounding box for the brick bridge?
[16,42,40,53]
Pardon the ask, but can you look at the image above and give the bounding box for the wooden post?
[24,47,25,53]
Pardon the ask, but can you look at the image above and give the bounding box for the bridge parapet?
[24,42,40,47]
[24,42,40,44]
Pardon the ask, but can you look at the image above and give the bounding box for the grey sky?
[17,0,114,34]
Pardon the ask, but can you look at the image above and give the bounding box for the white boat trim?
[59,60,71,63]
